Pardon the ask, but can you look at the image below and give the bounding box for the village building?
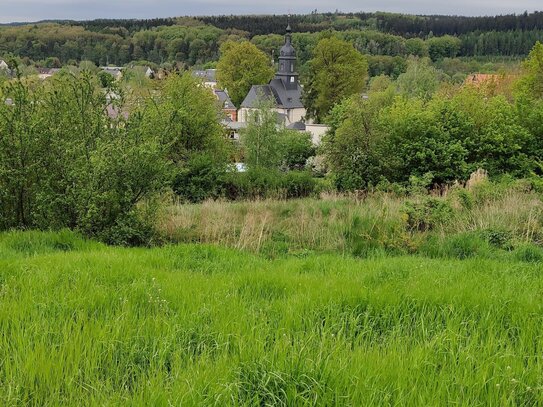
[238,24,306,126]
[100,66,123,81]
[193,69,218,89]
[0,59,10,72]
[215,89,237,121]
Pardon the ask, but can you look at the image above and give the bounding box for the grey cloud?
[0,0,541,23]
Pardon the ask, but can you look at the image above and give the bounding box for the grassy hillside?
[1,230,543,405]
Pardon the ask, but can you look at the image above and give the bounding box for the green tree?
[396,57,443,100]
[381,98,469,183]
[241,96,282,169]
[0,72,172,244]
[323,88,395,190]
[405,38,428,57]
[216,41,275,107]
[303,37,368,122]
[427,35,461,61]
[278,130,315,171]
[516,42,543,160]
[137,73,228,164]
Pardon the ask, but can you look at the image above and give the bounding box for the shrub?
[480,228,513,250]
[402,197,454,231]
[514,243,543,263]
[172,154,227,203]
[281,171,317,199]
[441,233,492,259]
[223,168,282,200]
[98,207,160,247]
[420,232,493,259]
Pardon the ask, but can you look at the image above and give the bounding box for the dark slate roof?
[240,79,303,110]
[287,121,306,131]
[214,89,236,109]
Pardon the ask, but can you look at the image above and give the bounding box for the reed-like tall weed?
[159,179,543,259]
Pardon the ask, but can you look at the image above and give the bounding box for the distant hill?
[1,11,542,68]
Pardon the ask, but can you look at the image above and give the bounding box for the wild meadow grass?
[1,229,543,405]
[158,179,543,259]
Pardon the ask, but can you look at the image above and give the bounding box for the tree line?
[2,12,543,69]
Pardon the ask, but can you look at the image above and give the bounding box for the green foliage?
[367,55,407,78]
[278,130,315,171]
[241,97,316,172]
[223,167,283,200]
[323,90,395,191]
[172,154,227,203]
[396,57,443,100]
[427,35,462,61]
[281,171,317,199]
[241,96,282,169]
[222,169,317,200]
[402,197,454,231]
[381,98,469,183]
[405,37,429,57]
[514,243,543,262]
[216,41,275,107]
[0,72,172,244]
[136,73,229,164]
[421,232,493,259]
[303,37,369,122]
[98,70,115,87]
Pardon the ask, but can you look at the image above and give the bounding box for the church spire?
[275,22,298,90]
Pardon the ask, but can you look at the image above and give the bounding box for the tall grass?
[1,230,543,405]
[158,179,543,258]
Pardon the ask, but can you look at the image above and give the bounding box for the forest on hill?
[1,11,543,69]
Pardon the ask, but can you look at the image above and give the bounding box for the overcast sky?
[0,0,541,24]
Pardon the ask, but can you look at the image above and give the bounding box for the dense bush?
[281,171,317,199]
[0,72,231,245]
[222,169,318,200]
[172,154,227,203]
[402,197,454,231]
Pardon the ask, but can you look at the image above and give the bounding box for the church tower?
[275,24,299,90]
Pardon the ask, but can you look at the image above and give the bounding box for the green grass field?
[1,230,543,406]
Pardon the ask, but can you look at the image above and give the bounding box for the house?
[127,64,155,78]
[0,60,9,72]
[100,66,123,81]
[238,24,305,125]
[143,66,154,78]
[193,69,217,89]
[214,89,237,121]
[222,119,246,141]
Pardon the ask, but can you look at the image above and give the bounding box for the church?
[238,24,306,126]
